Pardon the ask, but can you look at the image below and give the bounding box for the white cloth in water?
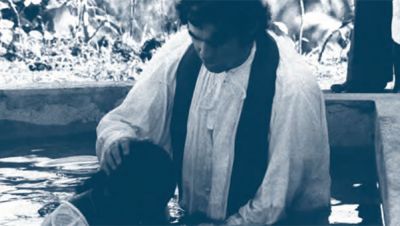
[393,0,400,44]
[96,29,331,225]
[41,201,89,226]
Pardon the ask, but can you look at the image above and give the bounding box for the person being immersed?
[95,0,331,224]
[41,141,176,226]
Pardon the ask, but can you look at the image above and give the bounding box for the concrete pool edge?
[0,82,132,142]
[325,93,400,226]
[1,83,399,225]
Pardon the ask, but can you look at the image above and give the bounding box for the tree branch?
[298,0,305,54]
[6,0,20,27]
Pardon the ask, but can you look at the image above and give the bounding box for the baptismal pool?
[0,136,184,226]
[0,137,383,226]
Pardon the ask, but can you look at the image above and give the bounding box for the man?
[96,0,331,224]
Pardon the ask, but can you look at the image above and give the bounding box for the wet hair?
[73,141,176,225]
[176,0,271,43]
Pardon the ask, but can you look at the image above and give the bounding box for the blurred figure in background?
[393,0,400,92]
[332,0,399,93]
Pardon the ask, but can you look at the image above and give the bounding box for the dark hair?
[73,141,176,225]
[176,0,271,43]
[107,141,175,210]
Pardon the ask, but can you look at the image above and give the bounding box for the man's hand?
[225,213,243,225]
[99,137,131,175]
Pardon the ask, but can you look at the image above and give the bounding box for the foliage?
[0,0,351,87]
[0,0,178,85]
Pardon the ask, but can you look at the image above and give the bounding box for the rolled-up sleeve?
[96,31,192,160]
[96,66,173,160]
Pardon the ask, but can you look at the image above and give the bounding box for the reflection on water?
[0,140,98,226]
[0,141,382,226]
[329,148,383,225]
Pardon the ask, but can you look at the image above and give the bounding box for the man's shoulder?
[138,29,192,82]
[151,29,192,63]
[268,32,321,102]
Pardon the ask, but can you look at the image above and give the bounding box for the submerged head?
[73,141,176,225]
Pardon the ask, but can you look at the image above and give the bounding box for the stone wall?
[0,82,132,143]
[0,84,378,148]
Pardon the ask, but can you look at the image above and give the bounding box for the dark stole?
[170,32,280,217]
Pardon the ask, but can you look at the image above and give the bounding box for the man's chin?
[204,64,225,73]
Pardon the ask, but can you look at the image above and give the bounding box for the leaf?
[0,45,7,56]
[45,0,65,9]
[0,29,13,44]
[23,0,41,6]
[0,1,9,10]
[0,19,14,29]
[29,30,43,40]
[43,31,53,40]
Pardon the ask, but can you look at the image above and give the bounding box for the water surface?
[0,140,382,225]
[0,139,98,226]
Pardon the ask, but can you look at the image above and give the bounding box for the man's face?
[188,22,251,73]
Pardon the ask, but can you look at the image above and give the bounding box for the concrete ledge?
[325,93,400,226]
[0,84,399,225]
[326,100,376,150]
[0,82,133,142]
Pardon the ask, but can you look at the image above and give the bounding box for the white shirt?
[41,201,89,226]
[96,29,331,225]
[393,0,400,44]
[181,41,256,219]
